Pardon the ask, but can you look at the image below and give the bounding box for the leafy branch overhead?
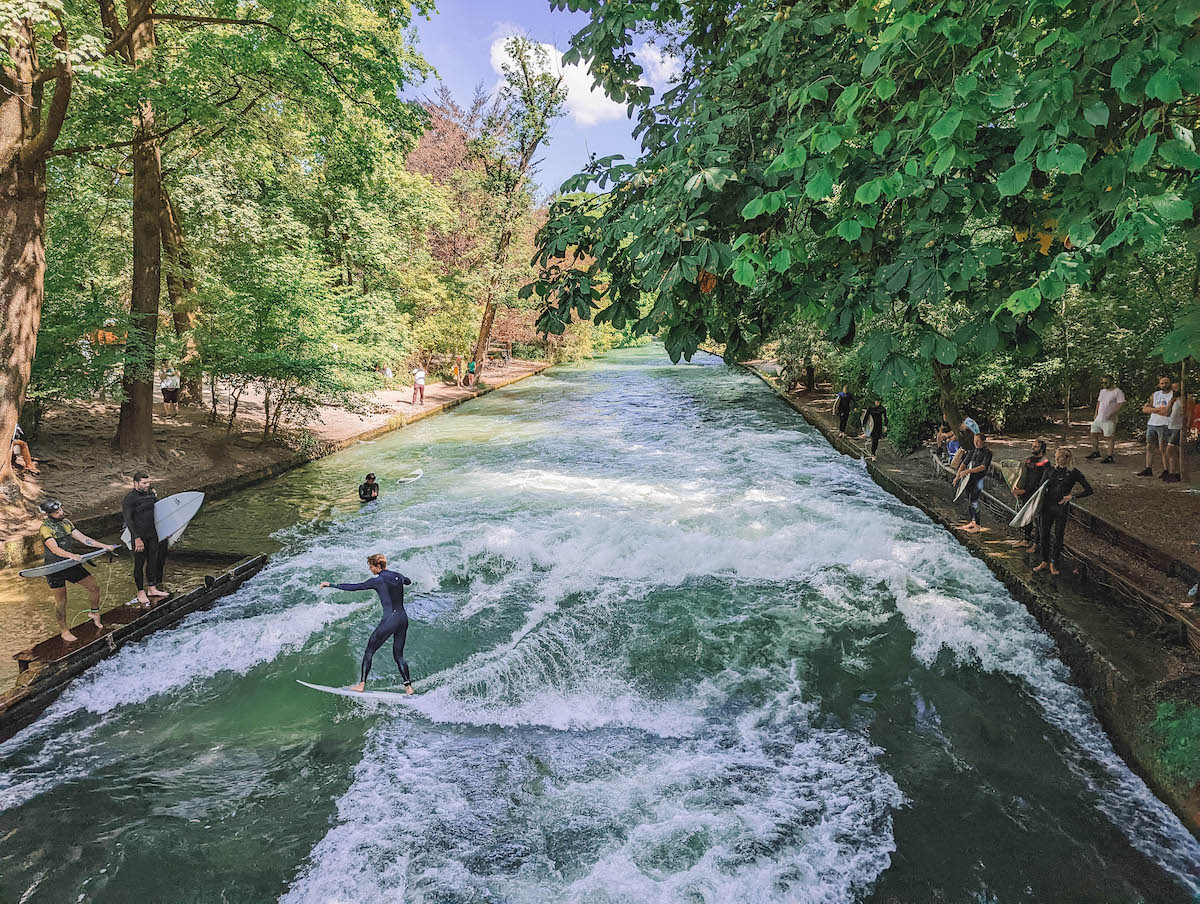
[529,0,1200,382]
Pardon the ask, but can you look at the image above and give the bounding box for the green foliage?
[530,0,1200,388]
[1150,702,1200,785]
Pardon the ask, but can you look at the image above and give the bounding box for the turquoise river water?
[1,345,1198,903]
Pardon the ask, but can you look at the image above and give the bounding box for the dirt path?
[2,360,548,560]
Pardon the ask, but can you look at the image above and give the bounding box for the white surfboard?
[396,469,423,484]
[121,491,205,548]
[953,474,970,500]
[298,680,415,703]
[862,412,876,437]
[1010,481,1048,528]
[998,460,1022,490]
[20,547,116,578]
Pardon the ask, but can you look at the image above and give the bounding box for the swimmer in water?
[319,553,414,693]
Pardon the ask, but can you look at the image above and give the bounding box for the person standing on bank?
[411,366,426,408]
[1136,375,1175,478]
[1034,448,1094,576]
[863,398,887,459]
[1165,380,1186,483]
[122,471,169,606]
[38,500,116,641]
[1013,438,1050,552]
[831,386,854,435]
[160,364,181,417]
[1086,375,1125,464]
[955,432,993,533]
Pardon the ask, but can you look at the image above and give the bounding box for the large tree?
[530,0,1200,417]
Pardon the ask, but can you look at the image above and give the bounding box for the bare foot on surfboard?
[61,629,77,642]
[348,682,366,693]
[405,683,414,695]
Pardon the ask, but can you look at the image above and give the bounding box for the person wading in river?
[358,473,380,503]
[319,553,415,694]
[122,471,170,606]
[38,500,116,641]
[955,432,992,534]
[1033,448,1094,576]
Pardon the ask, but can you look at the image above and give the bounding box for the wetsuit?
[962,445,993,525]
[335,569,413,685]
[864,403,887,455]
[1018,455,1050,544]
[835,392,853,433]
[1038,467,1093,566]
[358,481,379,502]
[122,488,167,590]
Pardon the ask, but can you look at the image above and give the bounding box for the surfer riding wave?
[320,554,414,694]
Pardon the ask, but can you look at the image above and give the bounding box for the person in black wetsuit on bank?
[358,473,379,503]
[319,553,414,694]
[1013,438,1050,553]
[122,470,169,607]
[1033,448,1093,576]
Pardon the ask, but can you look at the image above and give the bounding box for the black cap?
[39,499,62,514]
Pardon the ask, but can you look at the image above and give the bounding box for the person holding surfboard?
[831,386,854,434]
[1033,448,1094,576]
[122,471,170,606]
[955,432,993,533]
[1013,439,1050,552]
[37,500,116,641]
[319,553,415,694]
[863,399,887,459]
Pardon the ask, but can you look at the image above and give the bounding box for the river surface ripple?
[1,345,1198,903]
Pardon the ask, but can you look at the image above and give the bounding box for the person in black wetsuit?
[1013,439,1050,552]
[955,432,992,533]
[358,473,379,503]
[831,387,854,435]
[122,470,169,606]
[320,553,414,694]
[1033,448,1093,576]
[863,399,887,458]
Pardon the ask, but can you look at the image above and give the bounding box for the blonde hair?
[1055,448,1072,467]
[367,553,387,569]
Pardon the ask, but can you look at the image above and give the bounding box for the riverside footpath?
[711,352,1200,837]
[1,360,550,567]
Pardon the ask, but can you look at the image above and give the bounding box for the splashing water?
[1,345,1197,904]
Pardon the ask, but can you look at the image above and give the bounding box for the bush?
[1150,702,1200,785]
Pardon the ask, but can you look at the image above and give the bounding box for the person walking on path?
[38,500,116,641]
[863,398,887,459]
[831,386,854,435]
[1136,375,1175,478]
[467,358,477,387]
[452,356,463,387]
[955,432,993,533]
[359,473,380,502]
[411,366,426,408]
[11,423,38,474]
[1034,448,1094,576]
[1013,439,1050,552]
[122,471,170,607]
[1086,376,1125,464]
[1166,379,1187,483]
[159,365,181,416]
[319,553,415,694]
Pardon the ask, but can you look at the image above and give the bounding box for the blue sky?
[405,0,677,197]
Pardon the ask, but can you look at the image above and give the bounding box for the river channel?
[1,345,1198,902]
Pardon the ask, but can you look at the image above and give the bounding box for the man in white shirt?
[411,367,426,408]
[1166,379,1187,483]
[1136,375,1174,478]
[1086,375,1125,464]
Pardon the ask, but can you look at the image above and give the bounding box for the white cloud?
[636,44,682,85]
[489,35,626,127]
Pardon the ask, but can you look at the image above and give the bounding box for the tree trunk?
[115,10,163,456]
[0,143,47,493]
[932,360,968,446]
[0,20,69,495]
[472,229,514,375]
[160,185,201,403]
